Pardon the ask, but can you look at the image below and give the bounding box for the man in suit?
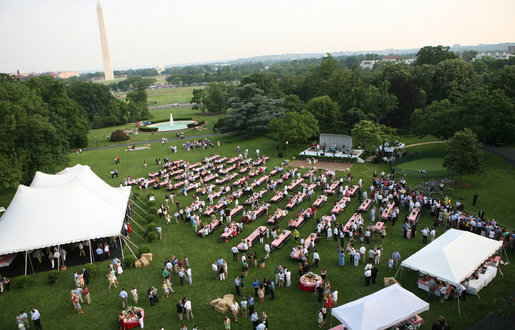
[82,268,90,285]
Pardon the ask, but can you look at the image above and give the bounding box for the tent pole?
[123,235,141,249]
[394,265,401,278]
[502,246,510,263]
[119,236,125,259]
[57,244,60,270]
[128,215,146,231]
[457,292,461,315]
[28,252,35,274]
[121,236,138,259]
[88,240,93,264]
[24,251,28,276]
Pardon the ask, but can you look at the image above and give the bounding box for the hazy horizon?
[1,0,514,74]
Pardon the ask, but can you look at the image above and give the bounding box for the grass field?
[0,129,514,329]
[147,86,201,106]
[396,158,445,171]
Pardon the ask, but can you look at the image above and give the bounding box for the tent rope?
[120,236,138,259]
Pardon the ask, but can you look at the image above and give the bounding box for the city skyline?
[0,0,514,73]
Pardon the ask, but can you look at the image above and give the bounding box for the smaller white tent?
[331,283,429,330]
[400,229,502,286]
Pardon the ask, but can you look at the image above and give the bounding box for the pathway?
[404,140,447,148]
[482,144,515,167]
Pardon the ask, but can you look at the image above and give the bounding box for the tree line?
[0,74,150,188]
[193,46,514,147]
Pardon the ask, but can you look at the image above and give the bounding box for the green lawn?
[147,86,201,106]
[396,158,445,171]
[0,134,513,329]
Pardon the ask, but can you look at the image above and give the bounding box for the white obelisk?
[96,1,114,80]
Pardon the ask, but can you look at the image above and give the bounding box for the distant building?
[508,46,515,54]
[57,71,79,79]
[360,60,378,69]
[475,52,514,61]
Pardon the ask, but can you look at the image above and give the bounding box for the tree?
[191,88,205,112]
[282,94,305,112]
[305,95,341,133]
[222,84,285,136]
[0,81,70,188]
[411,99,462,140]
[351,120,399,155]
[241,72,283,98]
[203,82,227,114]
[430,59,478,102]
[414,45,458,66]
[443,128,483,181]
[268,110,319,146]
[360,81,398,124]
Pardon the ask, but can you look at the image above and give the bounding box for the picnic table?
[229,205,244,217]
[358,199,373,212]
[380,201,396,221]
[287,178,304,190]
[324,181,340,194]
[219,224,241,242]
[266,209,286,225]
[197,219,221,236]
[270,191,285,203]
[331,197,350,214]
[343,213,360,233]
[237,226,267,251]
[407,207,421,224]
[348,185,359,196]
[285,193,306,209]
[303,169,315,178]
[312,195,327,208]
[290,233,318,260]
[271,230,292,251]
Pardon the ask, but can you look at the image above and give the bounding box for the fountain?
[170,113,174,125]
[142,112,195,131]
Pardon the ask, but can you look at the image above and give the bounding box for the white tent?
[0,178,128,256]
[31,164,131,209]
[331,283,429,330]
[0,164,131,258]
[400,229,502,286]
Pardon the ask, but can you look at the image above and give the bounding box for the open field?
[396,158,445,171]
[0,131,513,329]
[147,86,201,106]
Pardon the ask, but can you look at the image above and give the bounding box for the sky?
[0,0,514,73]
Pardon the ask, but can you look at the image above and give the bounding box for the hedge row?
[296,154,359,163]
[187,121,206,128]
[138,126,158,132]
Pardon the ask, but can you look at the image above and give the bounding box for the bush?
[110,130,130,142]
[187,121,206,128]
[138,245,151,257]
[138,126,158,132]
[149,206,157,215]
[214,118,225,130]
[147,222,157,233]
[147,231,158,242]
[146,213,156,223]
[48,270,62,284]
[123,255,137,268]
[84,263,97,277]
[16,275,31,289]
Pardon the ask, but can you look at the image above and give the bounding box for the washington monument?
[96,1,114,80]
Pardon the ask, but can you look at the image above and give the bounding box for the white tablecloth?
[466,266,497,295]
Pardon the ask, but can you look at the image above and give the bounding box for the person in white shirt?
[312,250,320,268]
[184,299,193,320]
[264,244,271,259]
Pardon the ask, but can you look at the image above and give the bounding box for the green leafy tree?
[411,99,462,139]
[430,59,478,103]
[203,82,227,113]
[414,45,458,66]
[283,94,305,112]
[444,128,483,181]
[191,88,206,112]
[241,72,283,98]
[351,120,399,154]
[360,81,398,124]
[223,84,285,136]
[268,110,319,146]
[305,95,341,133]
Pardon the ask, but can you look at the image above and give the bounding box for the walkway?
[82,133,225,152]
[404,140,447,148]
[482,144,515,167]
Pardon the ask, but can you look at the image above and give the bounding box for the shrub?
[110,130,130,142]
[149,206,157,215]
[84,263,97,277]
[138,245,151,257]
[48,270,62,284]
[147,222,157,233]
[214,118,225,130]
[138,126,158,132]
[16,275,31,289]
[147,231,158,242]
[187,121,207,128]
[146,213,156,223]
[123,255,137,268]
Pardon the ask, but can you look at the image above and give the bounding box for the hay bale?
[214,305,228,314]
[139,257,149,267]
[134,260,142,268]
[383,277,399,287]
[141,253,153,262]
[210,298,223,307]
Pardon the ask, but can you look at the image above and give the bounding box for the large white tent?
[0,165,131,256]
[331,283,429,330]
[400,229,502,286]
